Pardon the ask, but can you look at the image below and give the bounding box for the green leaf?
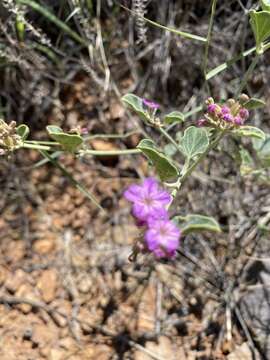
[46,125,83,152]
[164,111,185,124]
[174,214,221,235]
[249,10,270,53]
[243,97,266,110]
[121,94,148,122]
[260,0,270,11]
[16,124,30,140]
[178,126,209,159]
[137,139,179,181]
[233,126,266,140]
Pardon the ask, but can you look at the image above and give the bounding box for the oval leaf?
[174,214,221,235]
[46,125,83,152]
[178,126,209,159]
[164,111,184,124]
[16,124,29,140]
[260,0,270,11]
[137,139,178,181]
[122,94,148,122]
[243,97,266,110]
[249,10,270,53]
[233,126,266,140]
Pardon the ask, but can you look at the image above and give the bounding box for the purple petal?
[124,184,143,202]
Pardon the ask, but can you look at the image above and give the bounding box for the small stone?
[37,269,58,303]
[5,269,26,293]
[33,237,56,255]
[49,348,65,360]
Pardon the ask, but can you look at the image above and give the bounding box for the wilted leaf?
[121,94,148,122]
[178,126,209,159]
[243,97,266,110]
[46,125,83,152]
[137,139,179,181]
[249,10,270,53]
[16,124,29,140]
[164,111,184,124]
[174,214,221,235]
[233,126,266,140]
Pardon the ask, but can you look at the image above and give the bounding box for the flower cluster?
[197,95,250,129]
[124,178,180,259]
[0,120,23,156]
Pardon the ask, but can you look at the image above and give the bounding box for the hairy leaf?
[164,111,185,124]
[46,125,83,152]
[243,97,266,110]
[178,126,209,159]
[249,10,270,53]
[174,214,221,235]
[16,124,30,140]
[122,94,148,122]
[137,139,178,181]
[233,126,266,140]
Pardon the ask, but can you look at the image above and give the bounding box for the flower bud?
[234,116,243,126]
[239,108,249,121]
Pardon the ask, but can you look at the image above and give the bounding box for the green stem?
[25,140,60,146]
[203,0,217,79]
[158,127,181,153]
[79,148,141,156]
[235,55,259,97]
[22,143,52,151]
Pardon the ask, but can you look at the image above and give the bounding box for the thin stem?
[235,55,259,97]
[158,127,180,152]
[79,148,141,156]
[25,140,60,146]
[22,143,52,151]
[203,0,218,79]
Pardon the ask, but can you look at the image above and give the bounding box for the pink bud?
[239,108,249,121]
[221,106,230,115]
[222,113,233,123]
[197,119,207,127]
[207,104,217,114]
[234,116,243,126]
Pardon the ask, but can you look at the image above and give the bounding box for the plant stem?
[203,0,217,80]
[79,148,141,156]
[235,55,259,97]
[22,143,52,151]
[158,127,180,152]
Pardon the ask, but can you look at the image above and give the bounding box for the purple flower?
[145,218,180,258]
[124,178,171,222]
[234,116,243,126]
[239,108,249,121]
[221,106,230,115]
[207,104,217,114]
[143,99,160,110]
[222,113,234,123]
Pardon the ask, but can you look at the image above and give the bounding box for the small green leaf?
[178,126,209,159]
[233,126,266,140]
[16,124,30,140]
[260,0,270,11]
[174,214,221,235]
[243,97,266,110]
[137,139,178,181]
[121,94,148,122]
[164,111,184,124]
[46,125,83,152]
[249,10,270,53]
